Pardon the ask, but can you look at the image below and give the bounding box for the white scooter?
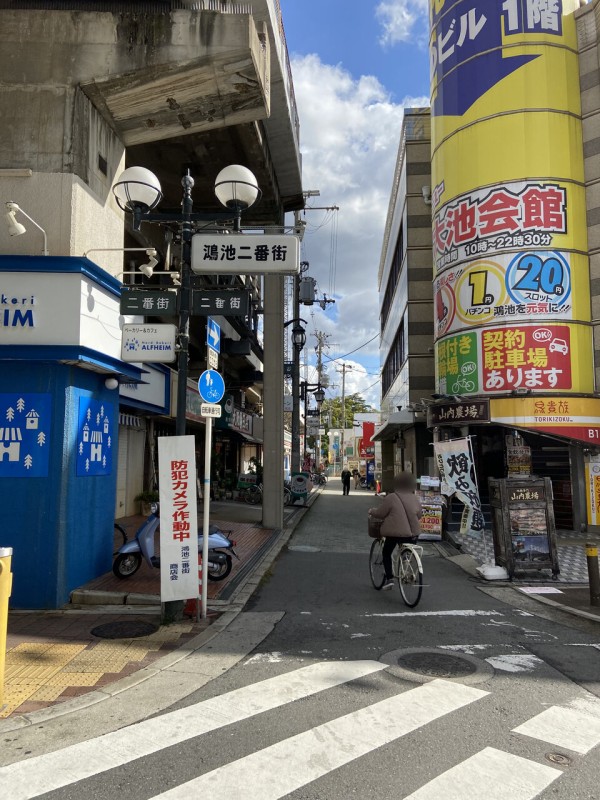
[112,504,238,581]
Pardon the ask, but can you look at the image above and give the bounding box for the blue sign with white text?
[0,393,51,477]
[198,370,225,404]
[77,398,114,476]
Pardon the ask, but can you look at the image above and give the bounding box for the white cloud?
[375,0,429,46]
[289,54,428,409]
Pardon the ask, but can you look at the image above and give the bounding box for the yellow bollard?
[0,547,13,712]
[586,543,600,607]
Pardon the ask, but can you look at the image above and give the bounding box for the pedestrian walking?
[341,468,351,495]
[352,468,360,489]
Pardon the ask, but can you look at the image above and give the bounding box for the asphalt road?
[2,481,600,799]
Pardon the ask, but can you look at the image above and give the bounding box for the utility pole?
[337,362,353,470]
[313,331,329,467]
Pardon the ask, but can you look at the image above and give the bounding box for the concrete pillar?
[262,274,284,529]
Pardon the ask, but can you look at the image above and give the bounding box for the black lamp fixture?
[292,323,306,351]
[313,386,326,408]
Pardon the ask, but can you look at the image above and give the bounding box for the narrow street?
[2,481,600,799]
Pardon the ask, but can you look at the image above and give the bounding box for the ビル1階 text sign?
[191,234,300,275]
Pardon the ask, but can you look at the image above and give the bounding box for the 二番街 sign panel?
[191,234,300,275]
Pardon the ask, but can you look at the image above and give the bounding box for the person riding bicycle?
[369,472,422,590]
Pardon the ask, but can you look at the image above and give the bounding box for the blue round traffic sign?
[198,370,225,404]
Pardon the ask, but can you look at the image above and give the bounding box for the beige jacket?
[369,491,422,539]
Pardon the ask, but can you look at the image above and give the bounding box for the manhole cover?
[381,647,494,685]
[91,620,159,639]
[546,753,571,766]
[397,652,477,678]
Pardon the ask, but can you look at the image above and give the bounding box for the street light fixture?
[112,164,259,623]
[112,164,260,437]
[284,317,307,474]
[291,323,306,351]
[301,380,325,470]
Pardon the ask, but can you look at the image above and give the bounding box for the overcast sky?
[279,0,431,409]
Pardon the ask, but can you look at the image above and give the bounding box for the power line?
[324,333,379,364]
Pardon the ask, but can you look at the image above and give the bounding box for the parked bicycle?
[369,535,424,607]
[245,483,292,506]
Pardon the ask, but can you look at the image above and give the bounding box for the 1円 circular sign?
[198,370,225,404]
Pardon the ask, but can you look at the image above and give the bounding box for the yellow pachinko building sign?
[430,0,591,397]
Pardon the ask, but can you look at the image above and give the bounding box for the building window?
[382,318,406,396]
[381,221,404,332]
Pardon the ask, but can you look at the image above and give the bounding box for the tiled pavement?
[450,527,600,584]
[3,508,287,719]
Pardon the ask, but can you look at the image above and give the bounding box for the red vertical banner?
[361,422,375,458]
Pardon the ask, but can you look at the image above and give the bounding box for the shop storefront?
[0,256,145,607]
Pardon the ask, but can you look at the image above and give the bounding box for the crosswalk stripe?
[402,747,561,799]
[0,660,386,800]
[148,678,489,800]
[513,704,600,754]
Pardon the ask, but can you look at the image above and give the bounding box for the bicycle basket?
[368,515,383,539]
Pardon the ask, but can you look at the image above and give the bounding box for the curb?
[1,489,322,731]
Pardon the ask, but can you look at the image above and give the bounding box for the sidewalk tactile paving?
[3,510,285,719]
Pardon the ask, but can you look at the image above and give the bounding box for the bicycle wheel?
[113,523,127,553]
[245,485,261,505]
[369,539,386,590]
[398,547,423,607]
[283,486,292,506]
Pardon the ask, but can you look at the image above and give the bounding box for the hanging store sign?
[191,234,300,275]
[427,399,489,427]
[121,324,177,362]
[120,289,178,316]
[191,289,250,316]
[434,438,484,535]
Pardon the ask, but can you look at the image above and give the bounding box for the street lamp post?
[300,382,325,471]
[284,317,306,474]
[113,164,259,621]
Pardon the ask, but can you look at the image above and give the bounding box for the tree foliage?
[320,393,374,430]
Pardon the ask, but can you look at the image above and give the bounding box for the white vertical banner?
[157,435,199,603]
[434,437,484,536]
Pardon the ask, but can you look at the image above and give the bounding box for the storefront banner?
[359,421,375,457]
[436,322,593,396]
[491,397,600,446]
[434,438,484,535]
[585,456,600,526]
[158,436,199,603]
[434,249,586,340]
